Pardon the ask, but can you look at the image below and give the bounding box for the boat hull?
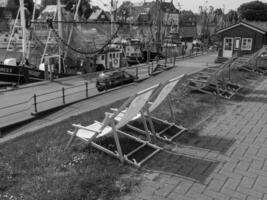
[126,56,144,65]
[0,64,74,84]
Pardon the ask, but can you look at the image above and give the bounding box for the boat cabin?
[217,21,267,58]
[96,48,122,71]
[124,38,144,65]
[125,39,143,57]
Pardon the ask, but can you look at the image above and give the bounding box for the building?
[179,10,197,42]
[88,9,111,22]
[216,21,267,58]
[149,1,180,32]
[0,0,7,7]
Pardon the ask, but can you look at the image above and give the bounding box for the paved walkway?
[119,77,267,200]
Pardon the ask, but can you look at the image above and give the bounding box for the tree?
[225,10,239,24]
[238,1,267,21]
[63,0,92,19]
[7,0,34,24]
[214,8,223,16]
[116,1,132,22]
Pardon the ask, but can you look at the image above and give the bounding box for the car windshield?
[98,73,109,81]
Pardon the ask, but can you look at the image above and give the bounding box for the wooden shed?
[217,21,267,59]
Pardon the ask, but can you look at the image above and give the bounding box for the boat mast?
[110,0,115,35]
[156,0,162,54]
[19,0,27,64]
[26,0,37,60]
[63,0,82,63]
[57,0,63,73]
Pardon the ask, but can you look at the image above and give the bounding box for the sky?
[32,0,267,13]
[90,0,267,13]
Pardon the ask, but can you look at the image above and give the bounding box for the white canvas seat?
[111,74,187,142]
[73,121,112,140]
[65,84,161,167]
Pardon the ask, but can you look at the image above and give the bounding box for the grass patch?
[0,68,263,200]
[0,100,141,200]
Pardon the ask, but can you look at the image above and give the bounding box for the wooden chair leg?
[145,109,157,144]
[141,111,151,142]
[64,128,78,151]
[111,121,124,163]
[167,95,175,123]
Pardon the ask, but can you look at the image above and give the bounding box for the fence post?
[62,87,65,105]
[33,94,38,113]
[173,52,176,67]
[136,67,138,79]
[85,82,88,98]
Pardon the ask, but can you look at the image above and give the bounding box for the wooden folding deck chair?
[65,84,161,167]
[188,60,242,99]
[110,75,187,142]
[188,77,235,99]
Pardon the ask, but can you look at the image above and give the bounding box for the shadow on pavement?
[173,131,236,154]
[251,90,267,95]
[144,151,219,183]
[240,96,267,103]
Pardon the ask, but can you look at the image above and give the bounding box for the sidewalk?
[119,77,267,200]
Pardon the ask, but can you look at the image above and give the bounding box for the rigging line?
[47,19,121,55]
[32,20,176,27]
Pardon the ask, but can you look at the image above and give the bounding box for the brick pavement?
[119,77,267,200]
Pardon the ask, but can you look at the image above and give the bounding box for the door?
[223,37,233,58]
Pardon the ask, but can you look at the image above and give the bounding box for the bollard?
[62,87,65,105]
[33,94,38,113]
[85,82,88,98]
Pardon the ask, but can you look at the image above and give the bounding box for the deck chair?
[188,78,235,99]
[65,84,161,167]
[110,74,187,142]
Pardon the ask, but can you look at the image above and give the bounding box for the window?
[109,54,112,59]
[241,38,252,51]
[101,55,105,60]
[234,38,241,49]
[224,38,233,50]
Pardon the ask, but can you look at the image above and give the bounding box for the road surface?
[0,53,217,130]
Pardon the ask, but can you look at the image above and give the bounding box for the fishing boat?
[0,0,82,85]
[125,38,144,65]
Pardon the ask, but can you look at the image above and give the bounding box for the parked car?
[96,70,136,92]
